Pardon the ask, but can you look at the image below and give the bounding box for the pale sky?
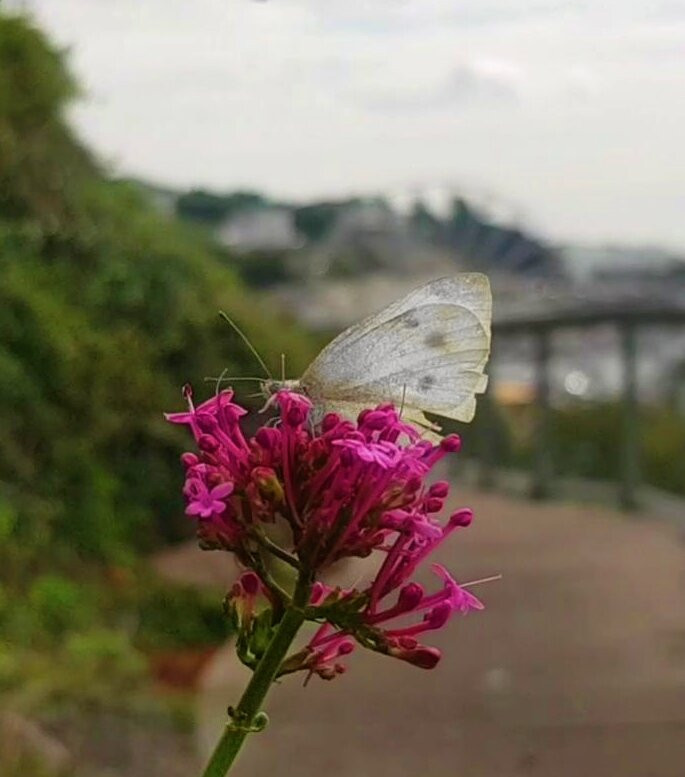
[15,0,685,249]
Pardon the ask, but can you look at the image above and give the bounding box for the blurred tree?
[409,199,441,242]
[293,200,359,242]
[176,189,266,226]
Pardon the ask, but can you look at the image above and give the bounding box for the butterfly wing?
[301,274,491,433]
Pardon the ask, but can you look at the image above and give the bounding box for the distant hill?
[151,185,562,285]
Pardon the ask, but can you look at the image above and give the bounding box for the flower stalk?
[201,572,313,777]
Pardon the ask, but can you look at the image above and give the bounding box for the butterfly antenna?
[219,311,273,379]
[211,367,229,397]
[399,383,407,418]
[280,353,286,382]
[204,376,265,385]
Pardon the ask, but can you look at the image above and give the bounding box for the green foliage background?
[0,12,316,563]
[457,399,685,498]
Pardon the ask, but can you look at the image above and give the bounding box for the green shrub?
[484,400,685,497]
[63,628,147,692]
[643,408,685,495]
[134,583,232,651]
[27,575,95,638]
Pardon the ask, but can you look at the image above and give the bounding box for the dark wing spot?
[418,375,436,391]
[404,314,420,329]
[425,331,446,348]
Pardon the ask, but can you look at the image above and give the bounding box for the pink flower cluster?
[301,556,483,680]
[167,386,483,676]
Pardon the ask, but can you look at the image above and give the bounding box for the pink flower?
[185,480,234,519]
[167,387,490,678]
[430,563,485,614]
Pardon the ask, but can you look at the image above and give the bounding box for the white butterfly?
[262,274,492,437]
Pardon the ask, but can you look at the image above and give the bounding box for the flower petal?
[210,482,234,500]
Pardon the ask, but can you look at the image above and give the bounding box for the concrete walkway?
[189,490,685,777]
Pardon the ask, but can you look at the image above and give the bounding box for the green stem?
[201,573,312,777]
[253,529,301,570]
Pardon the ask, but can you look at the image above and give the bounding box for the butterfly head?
[260,378,305,397]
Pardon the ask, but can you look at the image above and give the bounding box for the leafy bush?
[134,583,233,651]
[63,629,147,696]
[0,562,233,714]
[27,575,96,638]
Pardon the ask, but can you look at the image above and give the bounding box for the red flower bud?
[198,434,219,452]
[449,508,473,528]
[181,452,199,468]
[428,481,449,499]
[396,645,442,669]
[424,497,444,513]
[397,583,424,612]
[440,434,461,453]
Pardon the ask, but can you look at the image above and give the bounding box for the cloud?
[14,0,685,248]
[561,66,602,100]
[362,59,522,113]
[295,0,588,32]
[649,1,685,22]
[448,60,523,101]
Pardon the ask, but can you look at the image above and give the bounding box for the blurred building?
[216,207,304,252]
[295,199,454,278]
[560,244,684,283]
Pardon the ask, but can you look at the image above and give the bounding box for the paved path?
[187,490,685,777]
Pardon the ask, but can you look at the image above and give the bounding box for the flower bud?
[424,497,444,514]
[181,452,199,469]
[252,467,284,503]
[428,481,449,499]
[397,582,424,612]
[198,433,219,452]
[255,426,280,452]
[405,475,422,493]
[357,408,371,424]
[361,410,392,430]
[239,570,261,596]
[337,640,355,656]
[448,508,473,528]
[310,581,328,605]
[397,645,441,669]
[440,434,461,453]
[277,392,311,427]
[321,413,342,433]
[424,602,451,629]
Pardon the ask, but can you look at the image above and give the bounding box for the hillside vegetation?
[0,12,315,562]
